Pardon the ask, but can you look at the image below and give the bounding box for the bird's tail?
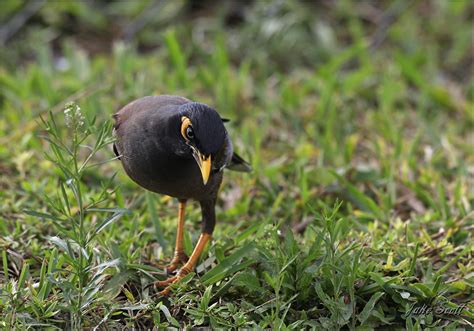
[227,152,252,172]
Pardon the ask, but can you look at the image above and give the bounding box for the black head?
[176,102,227,184]
[179,102,226,156]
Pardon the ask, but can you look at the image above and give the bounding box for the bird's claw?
[158,287,172,296]
[165,252,189,274]
[152,252,188,274]
[154,275,178,288]
[154,266,191,296]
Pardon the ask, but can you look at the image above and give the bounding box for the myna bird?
[113,95,251,295]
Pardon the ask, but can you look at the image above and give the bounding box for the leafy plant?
[21,103,128,328]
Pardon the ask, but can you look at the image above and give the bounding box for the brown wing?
[112,95,191,130]
[112,95,191,161]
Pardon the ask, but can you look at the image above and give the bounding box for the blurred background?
[1,0,472,84]
[1,0,472,174]
[1,0,472,215]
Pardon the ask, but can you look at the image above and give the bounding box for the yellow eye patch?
[181,116,193,141]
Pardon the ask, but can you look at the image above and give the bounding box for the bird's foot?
[165,251,188,274]
[155,265,192,296]
[154,233,211,296]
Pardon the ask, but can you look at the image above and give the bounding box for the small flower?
[64,102,86,131]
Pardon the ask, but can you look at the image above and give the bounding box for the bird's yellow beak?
[192,149,212,185]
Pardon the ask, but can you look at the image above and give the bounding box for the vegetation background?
[0,0,472,329]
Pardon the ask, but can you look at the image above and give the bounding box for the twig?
[0,0,46,45]
[369,0,416,52]
[122,0,165,42]
[0,82,109,145]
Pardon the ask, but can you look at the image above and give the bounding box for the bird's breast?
[119,140,220,200]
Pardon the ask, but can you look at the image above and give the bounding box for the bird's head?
[176,102,227,185]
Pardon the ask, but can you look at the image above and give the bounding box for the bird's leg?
[166,200,188,273]
[155,232,211,295]
[155,200,215,295]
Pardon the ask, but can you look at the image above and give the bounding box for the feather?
[226,152,252,172]
[113,143,121,160]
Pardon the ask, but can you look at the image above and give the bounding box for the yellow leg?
[166,201,188,273]
[155,233,211,295]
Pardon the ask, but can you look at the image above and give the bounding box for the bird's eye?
[181,116,194,142]
[186,126,194,139]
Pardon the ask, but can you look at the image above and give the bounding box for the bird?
[112,95,251,295]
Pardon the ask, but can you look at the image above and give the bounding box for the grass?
[0,0,473,329]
